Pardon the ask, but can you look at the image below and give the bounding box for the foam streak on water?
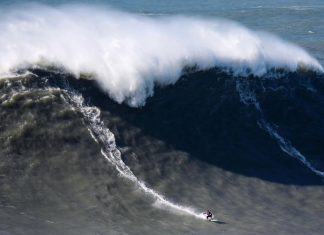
[257,120,324,178]
[236,79,324,178]
[63,91,205,219]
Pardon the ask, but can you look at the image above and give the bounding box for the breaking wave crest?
[0,4,322,106]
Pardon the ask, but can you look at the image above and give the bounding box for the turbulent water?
[0,1,324,235]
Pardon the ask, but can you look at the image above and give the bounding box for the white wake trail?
[63,91,205,219]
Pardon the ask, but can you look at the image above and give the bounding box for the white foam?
[0,4,322,106]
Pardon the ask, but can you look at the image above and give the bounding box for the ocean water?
[0,1,323,235]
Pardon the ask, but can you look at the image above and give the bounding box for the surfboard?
[208,219,226,224]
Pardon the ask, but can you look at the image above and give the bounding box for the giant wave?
[1,3,324,235]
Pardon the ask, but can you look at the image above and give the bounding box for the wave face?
[0,4,322,106]
[13,66,324,184]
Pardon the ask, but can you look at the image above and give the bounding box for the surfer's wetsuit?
[206,210,212,220]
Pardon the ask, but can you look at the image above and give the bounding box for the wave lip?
[0,4,323,106]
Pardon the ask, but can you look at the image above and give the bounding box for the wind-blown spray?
[0,4,322,107]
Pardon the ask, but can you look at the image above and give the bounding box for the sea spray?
[0,4,322,107]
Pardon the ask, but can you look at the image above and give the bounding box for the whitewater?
[0,4,322,107]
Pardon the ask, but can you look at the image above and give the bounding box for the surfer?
[204,210,213,220]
